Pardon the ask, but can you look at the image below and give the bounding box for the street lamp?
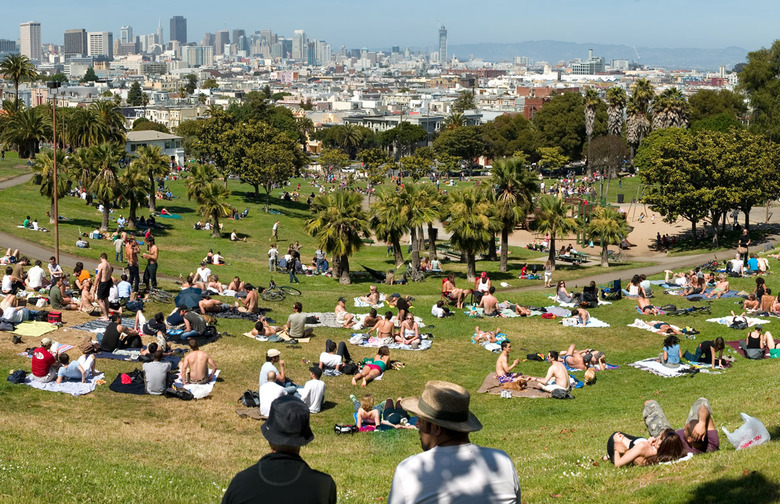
[46,80,61,264]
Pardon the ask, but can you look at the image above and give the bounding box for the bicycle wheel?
[261,289,285,302]
[280,286,302,296]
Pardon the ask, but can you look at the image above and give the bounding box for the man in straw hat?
[388,381,521,504]
[222,395,336,504]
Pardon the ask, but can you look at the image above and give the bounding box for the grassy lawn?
[1,175,780,503]
[0,151,30,181]
[542,174,643,205]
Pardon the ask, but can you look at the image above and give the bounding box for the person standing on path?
[126,237,140,293]
[739,229,751,263]
[142,236,159,290]
[271,220,280,242]
[113,234,124,263]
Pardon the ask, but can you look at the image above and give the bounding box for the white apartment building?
[20,21,41,60]
[88,31,113,58]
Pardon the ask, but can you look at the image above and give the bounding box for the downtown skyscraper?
[170,16,187,44]
[20,21,41,60]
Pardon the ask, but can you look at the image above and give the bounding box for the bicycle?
[260,279,302,302]
[607,249,627,263]
[147,287,174,304]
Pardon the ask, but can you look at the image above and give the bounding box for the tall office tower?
[438,25,447,65]
[0,39,17,52]
[182,45,214,67]
[120,26,133,44]
[232,29,246,51]
[202,32,214,48]
[259,29,274,45]
[88,31,114,58]
[64,29,87,56]
[157,19,164,45]
[20,21,42,60]
[316,40,332,66]
[306,41,316,65]
[215,30,230,55]
[170,16,187,44]
[292,30,306,61]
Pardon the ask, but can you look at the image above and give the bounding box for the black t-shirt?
[222,452,336,504]
[739,235,750,247]
[396,298,409,312]
[700,340,715,362]
[101,322,121,352]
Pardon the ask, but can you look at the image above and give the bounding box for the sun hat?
[261,395,314,447]
[401,380,482,433]
[267,349,281,358]
[41,337,52,347]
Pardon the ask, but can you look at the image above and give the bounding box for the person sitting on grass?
[366,311,395,341]
[362,308,382,328]
[179,338,217,385]
[431,300,453,318]
[442,273,468,309]
[743,293,760,311]
[478,286,501,317]
[638,294,659,315]
[79,278,98,314]
[179,306,207,341]
[556,280,575,303]
[356,394,380,431]
[528,351,570,393]
[397,312,420,347]
[230,229,247,242]
[684,337,726,368]
[359,285,380,306]
[740,326,777,360]
[351,346,390,387]
[227,276,245,293]
[56,347,97,384]
[705,274,730,299]
[139,312,168,351]
[496,340,522,384]
[99,312,142,352]
[319,339,351,372]
[659,335,683,366]
[300,366,326,414]
[251,316,279,338]
[283,301,313,340]
[207,275,224,294]
[49,277,78,311]
[235,284,259,314]
[334,297,355,328]
[569,307,590,326]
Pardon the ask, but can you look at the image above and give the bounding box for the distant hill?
[447,40,750,71]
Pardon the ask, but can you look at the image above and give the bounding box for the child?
[660,335,682,366]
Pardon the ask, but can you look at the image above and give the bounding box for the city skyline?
[0,0,778,52]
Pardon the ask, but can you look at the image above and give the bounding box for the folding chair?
[600,278,622,300]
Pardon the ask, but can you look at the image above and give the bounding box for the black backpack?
[551,389,574,399]
[239,390,260,408]
[164,387,194,400]
[7,369,27,383]
[202,325,218,339]
[342,362,358,375]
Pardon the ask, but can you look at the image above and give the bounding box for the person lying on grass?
[605,429,685,467]
[474,325,502,343]
[560,344,606,370]
[351,346,390,387]
[251,316,279,338]
[638,295,659,315]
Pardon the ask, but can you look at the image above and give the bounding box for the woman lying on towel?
[605,429,686,467]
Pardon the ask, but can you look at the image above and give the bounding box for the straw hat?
[401,380,482,433]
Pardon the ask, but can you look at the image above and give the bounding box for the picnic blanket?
[563,361,619,372]
[545,306,573,318]
[236,408,266,420]
[462,305,522,318]
[18,342,74,357]
[628,319,682,334]
[71,318,135,333]
[12,321,58,337]
[707,316,768,328]
[172,369,220,399]
[348,333,432,351]
[726,339,770,359]
[24,373,105,396]
[158,213,182,219]
[470,332,508,353]
[353,294,386,308]
[629,358,693,377]
[107,372,148,395]
[562,316,610,328]
[242,331,310,344]
[477,372,550,398]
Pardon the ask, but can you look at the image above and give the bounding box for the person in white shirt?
[48,256,64,281]
[388,381,521,504]
[259,370,286,417]
[730,254,744,276]
[431,300,451,318]
[299,367,326,414]
[268,244,279,272]
[319,339,350,372]
[25,260,48,290]
[195,262,212,285]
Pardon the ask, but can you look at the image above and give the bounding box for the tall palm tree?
[185,163,219,202]
[370,190,406,267]
[531,196,578,267]
[421,185,447,261]
[132,145,170,212]
[443,111,466,130]
[1,106,51,158]
[335,124,364,159]
[87,143,124,231]
[399,183,439,270]
[31,149,69,223]
[491,157,539,272]
[296,116,315,146]
[626,97,651,158]
[305,190,369,285]
[606,86,627,137]
[67,146,95,189]
[195,182,233,238]
[443,186,498,280]
[584,88,601,173]
[0,54,38,112]
[651,87,689,130]
[631,78,655,116]
[119,163,148,228]
[588,206,631,266]
[90,100,126,144]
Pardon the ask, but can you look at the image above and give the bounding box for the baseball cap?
[267,349,281,358]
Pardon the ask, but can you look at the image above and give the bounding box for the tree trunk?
[690,220,697,246]
[128,199,138,228]
[253,184,260,200]
[392,237,404,267]
[711,212,721,247]
[601,245,609,268]
[417,227,425,257]
[427,223,438,260]
[548,236,557,269]
[499,227,509,272]
[264,185,272,212]
[466,253,477,281]
[211,215,221,238]
[487,234,497,261]
[410,228,420,270]
[721,212,727,235]
[339,254,351,285]
[101,203,110,231]
[148,174,157,212]
[744,207,751,231]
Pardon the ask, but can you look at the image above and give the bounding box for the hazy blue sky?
[1,0,776,51]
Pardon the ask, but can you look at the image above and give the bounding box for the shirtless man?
[478,286,501,317]
[334,297,355,328]
[94,253,114,321]
[359,285,380,306]
[705,274,730,299]
[442,273,468,309]
[570,307,590,326]
[496,340,522,383]
[529,351,571,392]
[142,237,159,290]
[473,325,502,343]
[199,293,226,313]
[251,316,279,337]
[638,295,658,315]
[560,344,606,371]
[179,338,216,384]
[126,237,140,292]
[227,276,245,292]
[79,279,96,313]
[235,284,258,313]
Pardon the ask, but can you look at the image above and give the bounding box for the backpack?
[729,320,749,330]
[202,325,218,339]
[239,390,260,408]
[342,362,358,375]
[7,369,27,383]
[551,388,574,399]
[0,320,14,332]
[164,387,194,400]
[660,304,677,312]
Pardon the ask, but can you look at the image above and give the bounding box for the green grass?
[542,174,643,205]
[1,175,780,503]
[0,151,30,181]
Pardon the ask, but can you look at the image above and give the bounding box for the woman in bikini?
[367,311,395,341]
[606,429,685,467]
[352,346,390,387]
[442,273,468,308]
[397,313,420,346]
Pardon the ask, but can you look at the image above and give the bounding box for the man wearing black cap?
[222,395,336,504]
[334,296,355,328]
[300,366,326,414]
[387,380,521,504]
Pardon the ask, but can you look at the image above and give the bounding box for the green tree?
[131,145,170,212]
[379,122,427,157]
[590,135,630,199]
[588,206,631,266]
[443,111,466,130]
[90,100,126,144]
[318,147,350,172]
[480,113,541,160]
[81,66,98,83]
[86,143,125,231]
[131,118,170,133]
[184,74,198,95]
[651,87,689,130]
[335,124,365,159]
[127,81,144,106]
[421,184,447,260]
[119,163,149,228]
[399,152,434,181]
[31,149,69,223]
[1,106,51,158]
[443,186,498,280]
[606,86,627,137]
[690,113,744,133]
[533,91,606,160]
[185,164,220,202]
[626,96,651,157]
[370,190,406,266]
[452,90,477,113]
[203,78,218,89]
[433,126,483,170]
[193,182,233,238]
[537,146,568,171]
[48,73,69,84]
[305,190,369,284]
[688,89,746,124]
[491,157,539,272]
[584,88,601,171]
[738,40,780,141]
[531,196,578,266]
[399,183,439,270]
[0,54,38,112]
[435,152,461,177]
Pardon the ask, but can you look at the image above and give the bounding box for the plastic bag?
[722,413,771,450]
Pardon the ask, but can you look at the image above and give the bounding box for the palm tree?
[119,163,148,228]
[305,190,369,285]
[631,78,655,115]
[296,116,315,146]
[67,146,95,189]
[421,185,447,261]
[606,86,627,137]
[584,88,601,173]
[651,87,689,130]
[399,183,439,270]
[0,54,38,112]
[87,143,124,231]
[1,106,51,158]
[443,187,498,281]
[588,206,631,266]
[491,157,539,272]
[90,100,126,144]
[626,97,651,158]
[31,149,69,223]
[443,111,466,130]
[132,145,170,212]
[531,196,578,268]
[195,182,233,238]
[370,190,406,267]
[335,124,364,159]
[185,163,219,202]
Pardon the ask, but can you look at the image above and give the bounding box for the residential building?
[572,49,605,75]
[88,32,113,59]
[438,26,447,66]
[126,130,184,166]
[182,45,214,67]
[170,16,187,44]
[0,39,18,53]
[20,21,42,60]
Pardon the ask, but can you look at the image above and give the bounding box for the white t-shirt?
[2,306,25,323]
[1,275,12,293]
[212,254,223,264]
[48,263,63,279]
[196,267,211,283]
[26,266,46,289]
[319,352,342,369]
[299,379,325,413]
[731,259,743,273]
[431,304,445,318]
[388,443,521,504]
[259,381,286,417]
[268,248,278,260]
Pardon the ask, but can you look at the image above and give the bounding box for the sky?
[1,0,777,52]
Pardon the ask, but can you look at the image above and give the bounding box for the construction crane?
[633,46,641,61]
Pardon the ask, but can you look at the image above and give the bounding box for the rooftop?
[126,131,182,142]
